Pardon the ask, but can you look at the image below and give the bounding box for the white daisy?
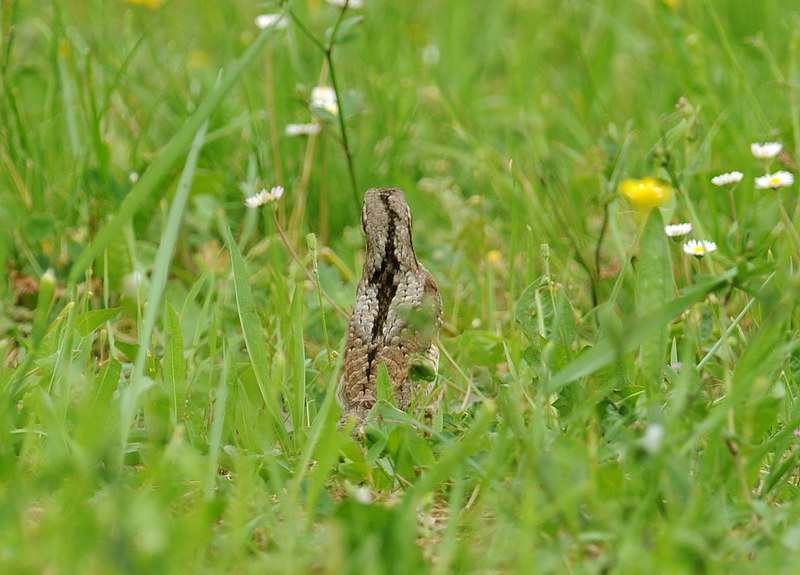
[422,44,440,66]
[310,86,339,116]
[245,190,268,208]
[641,423,665,455]
[682,239,717,257]
[255,13,287,30]
[267,185,285,202]
[327,0,364,7]
[285,123,322,137]
[665,223,692,237]
[710,171,743,187]
[755,171,794,189]
[751,142,783,159]
[245,186,284,208]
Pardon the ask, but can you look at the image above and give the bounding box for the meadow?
[2,0,800,573]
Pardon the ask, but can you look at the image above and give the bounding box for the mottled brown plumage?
[338,188,442,419]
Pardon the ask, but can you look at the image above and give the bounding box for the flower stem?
[307,233,334,370]
[288,3,360,215]
[272,210,348,320]
[727,185,739,248]
[264,43,285,199]
[325,4,360,213]
[778,199,800,258]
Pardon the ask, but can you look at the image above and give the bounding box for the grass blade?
[225,225,291,454]
[68,28,277,285]
[289,284,306,435]
[163,301,186,428]
[205,346,231,501]
[544,267,737,394]
[119,122,208,463]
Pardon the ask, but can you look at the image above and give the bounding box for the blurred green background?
[2,1,800,573]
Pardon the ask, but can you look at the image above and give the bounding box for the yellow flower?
[125,0,164,9]
[187,50,210,70]
[620,177,672,210]
[486,250,503,266]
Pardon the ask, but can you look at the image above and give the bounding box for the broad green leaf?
[515,275,550,342]
[226,226,290,454]
[325,15,364,45]
[376,362,394,405]
[408,353,437,382]
[553,287,577,349]
[515,275,575,348]
[636,210,673,400]
[163,302,186,427]
[73,308,120,337]
[115,341,139,362]
[38,302,75,356]
[544,268,736,394]
[404,431,436,467]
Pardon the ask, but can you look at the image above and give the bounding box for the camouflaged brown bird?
[338,188,443,419]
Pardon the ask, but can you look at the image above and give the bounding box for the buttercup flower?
[245,186,285,208]
[310,86,339,116]
[285,123,322,136]
[682,239,717,257]
[751,142,783,159]
[487,250,503,266]
[665,223,692,237]
[255,13,288,30]
[125,0,163,9]
[711,171,743,187]
[755,171,794,189]
[620,177,672,210]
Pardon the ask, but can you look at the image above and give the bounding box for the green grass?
[2,0,800,573]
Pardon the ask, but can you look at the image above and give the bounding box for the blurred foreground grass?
[2,0,800,573]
